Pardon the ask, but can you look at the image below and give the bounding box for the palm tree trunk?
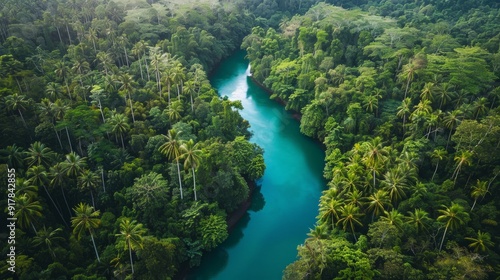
[439,226,448,251]
[138,58,144,80]
[128,240,134,274]
[351,226,357,242]
[176,160,183,199]
[101,168,106,192]
[120,133,125,149]
[60,185,72,217]
[404,78,411,99]
[17,109,27,128]
[53,125,64,150]
[471,199,478,211]
[43,185,68,227]
[190,92,194,112]
[90,189,96,209]
[65,127,73,152]
[98,99,106,123]
[90,232,101,262]
[373,169,376,189]
[144,56,150,81]
[31,222,38,234]
[192,167,197,201]
[431,161,439,181]
[128,92,136,123]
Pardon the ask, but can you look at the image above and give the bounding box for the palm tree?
[366,190,391,221]
[180,139,202,201]
[405,209,431,233]
[344,189,364,209]
[396,98,412,134]
[159,129,184,199]
[437,203,469,251]
[115,218,146,274]
[78,169,100,209]
[32,226,64,258]
[167,100,183,122]
[61,152,87,177]
[49,162,72,217]
[149,46,163,95]
[54,61,72,100]
[25,141,56,167]
[52,99,73,151]
[442,109,462,149]
[0,144,25,170]
[117,73,136,123]
[451,150,473,183]
[362,94,378,115]
[430,148,447,181]
[27,165,67,226]
[14,178,38,198]
[399,58,418,99]
[437,83,455,109]
[108,113,130,149]
[382,168,409,205]
[3,93,30,127]
[15,194,42,233]
[465,230,494,253]
[183,81,196,112]
[472,97,489,119]
[470,180,489,211]
[337,204,363,242]
[131,41,146,80]
[380,209,404,231]
[95,51,114,76]
[362,137,387,189]
[71,202,101,262]
[318,189,343,230]
[420,82,436,101]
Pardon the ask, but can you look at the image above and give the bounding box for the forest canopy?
[1,0,500,279]
[242,0,500,279]
[0,0,265,279]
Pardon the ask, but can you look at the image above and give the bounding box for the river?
[187,51,325,279]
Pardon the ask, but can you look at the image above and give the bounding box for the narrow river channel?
[188,51,326,279]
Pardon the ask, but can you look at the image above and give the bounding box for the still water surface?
[188,51,325,279]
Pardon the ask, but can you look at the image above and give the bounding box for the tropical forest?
[0,0,499,279]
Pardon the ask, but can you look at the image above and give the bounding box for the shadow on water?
[225,213,250,248]
[196,247,229,279]
[249,186,265,212]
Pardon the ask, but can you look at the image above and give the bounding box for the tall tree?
[159,129,184,199]
[3,93,30,128]
[437,203,469,251]
[115,218,146,274]
[27,165,67,226]
[14,194,42,233]
[108,113,130,149]
[430,148,447,182]
[77,169,100,209]
[71,202,101,262]
[465,230,494,253]
[117,73,136,123]
[32,226,64,259]
[337,204,363,242]
[180,139,202,201]
[470,180,488,211]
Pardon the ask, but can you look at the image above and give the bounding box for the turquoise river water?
[188,51,325,279]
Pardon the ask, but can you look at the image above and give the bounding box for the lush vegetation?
[0,0,266,279]
[242,1,500,279]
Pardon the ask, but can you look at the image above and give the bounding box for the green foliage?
[243,1,500,278]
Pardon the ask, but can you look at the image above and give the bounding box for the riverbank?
[175,179,257,280]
